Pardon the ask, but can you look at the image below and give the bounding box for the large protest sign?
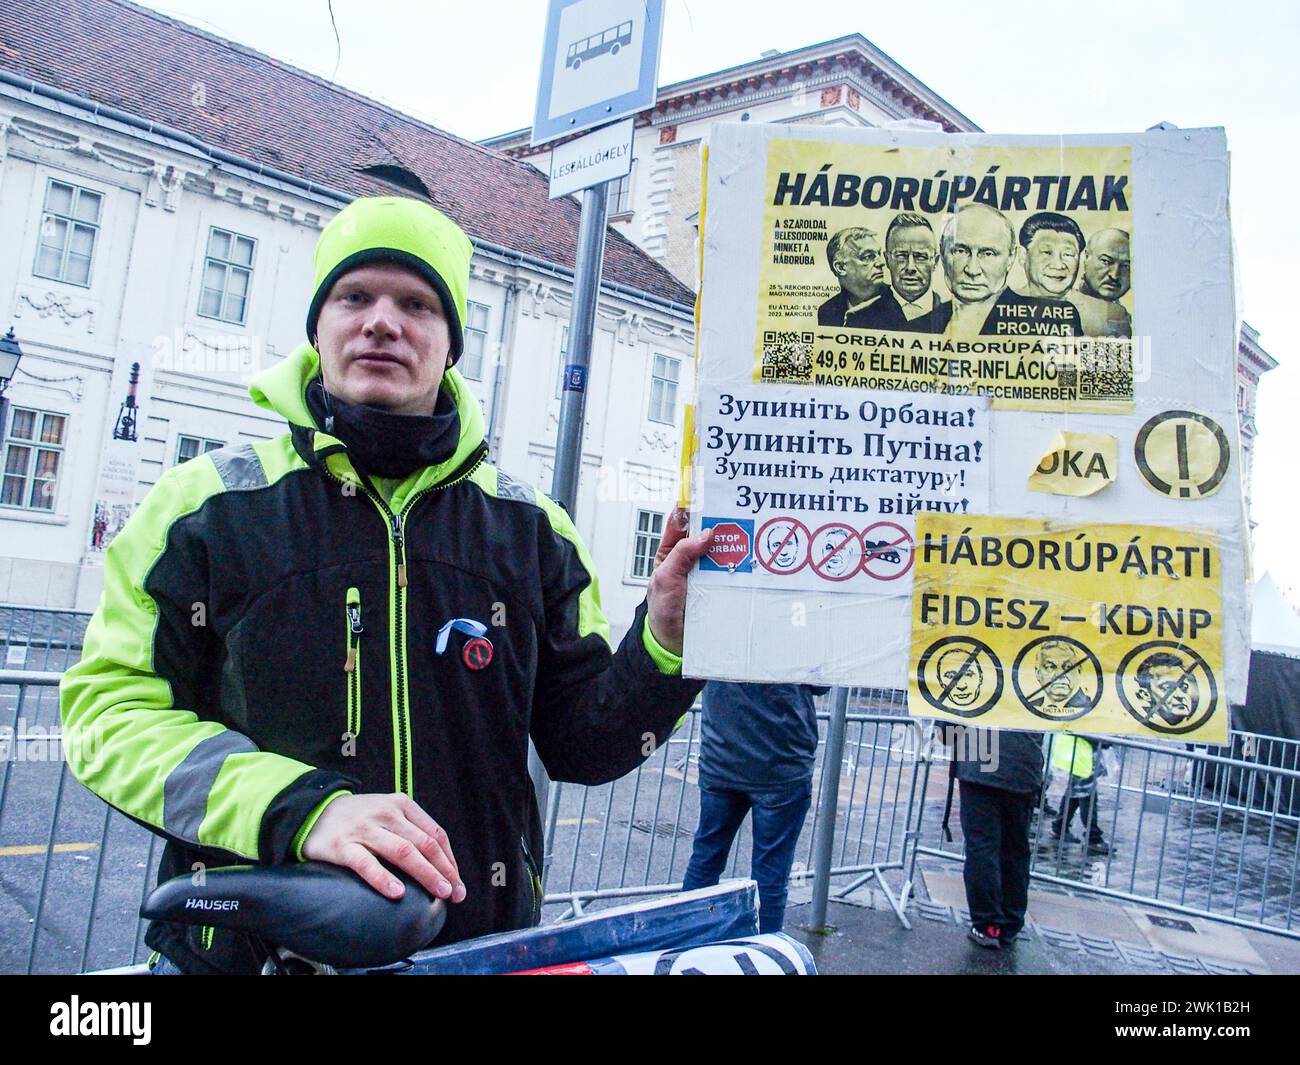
[684,123,1246,742]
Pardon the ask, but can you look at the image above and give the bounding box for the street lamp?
[112,362,141,442]
[0,327,23,439]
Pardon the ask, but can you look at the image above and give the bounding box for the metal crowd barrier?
[0,604,89,674]
[0,670,163,975]
[5,666,1300,973]
[909,729,1300,939]
[542,691,931,927]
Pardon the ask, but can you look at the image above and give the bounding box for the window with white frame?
[630,509,665,580]
[648,353,679,425]
[606,171,632,215]
[460,301,489,380]
[1,407,67,512]
[198,227,256,324]
[176,435,225,465]
[33,179,102,288]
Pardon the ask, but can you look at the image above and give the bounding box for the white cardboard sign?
[685,123,1248,707]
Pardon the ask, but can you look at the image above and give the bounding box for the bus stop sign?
[531,0,664,147]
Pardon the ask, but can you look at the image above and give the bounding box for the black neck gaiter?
[306,377,461,479]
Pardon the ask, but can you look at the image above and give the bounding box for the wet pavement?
[788,898,1134,975]
[783,867,1300,975]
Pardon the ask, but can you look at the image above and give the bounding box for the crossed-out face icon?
[810,523,861,581]
[765,523,803,570]
[1134,651,1201,725]
[937,646,984,707]
[756,517,811,575]
[915,635,1005,719]
[1116,640,1217,735]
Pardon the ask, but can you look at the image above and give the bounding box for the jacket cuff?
[259,768,360,864]
[292,789,353,860]
[641,616,683,676]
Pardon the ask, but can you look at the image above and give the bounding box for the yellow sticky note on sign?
[1028,432,1117,497]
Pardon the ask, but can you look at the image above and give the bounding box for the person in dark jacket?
[953,726,1045,949]
[60,196,713,973]
[680,682,829,933]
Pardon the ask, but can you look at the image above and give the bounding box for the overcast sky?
[137,0,1300,600]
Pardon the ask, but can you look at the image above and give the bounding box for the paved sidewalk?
[782,862,1300,975]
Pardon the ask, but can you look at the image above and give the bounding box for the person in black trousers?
[954,727,1045,949]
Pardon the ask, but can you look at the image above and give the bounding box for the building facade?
[1237,322,1278,520]
[0,1,694,639]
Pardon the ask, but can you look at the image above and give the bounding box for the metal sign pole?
[550,184,608,514]
[811,686,850,930]
[530,182,609,828]
[529,0,660,890]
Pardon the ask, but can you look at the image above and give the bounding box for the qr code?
[761,330,814,382]
[1076,342,1134,401]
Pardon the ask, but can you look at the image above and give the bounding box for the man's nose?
[363,297,402,337]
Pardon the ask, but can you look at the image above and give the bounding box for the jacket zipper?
[321,446,487,796]
[344,586,363,738]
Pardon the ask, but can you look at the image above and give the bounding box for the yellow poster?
[908,514,1225,742]
[755,141,1134,413]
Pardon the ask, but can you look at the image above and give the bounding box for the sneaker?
[1086,837,1112,856]
[968,924,1002,950]
[1001,928,1020,945]
[1051,825,1081,844]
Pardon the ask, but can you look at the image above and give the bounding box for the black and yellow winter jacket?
[60,344,700,973]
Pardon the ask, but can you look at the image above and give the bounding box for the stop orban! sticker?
[700,517,754,573]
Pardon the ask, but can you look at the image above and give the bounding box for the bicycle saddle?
[141,861,446,968]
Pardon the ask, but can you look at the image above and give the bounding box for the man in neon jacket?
[61,196,711,973]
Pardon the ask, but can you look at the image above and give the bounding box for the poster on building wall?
[86,441,139,556]
[684,123,1244,742]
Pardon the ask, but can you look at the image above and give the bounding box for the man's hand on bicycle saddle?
[301,793,467,904]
